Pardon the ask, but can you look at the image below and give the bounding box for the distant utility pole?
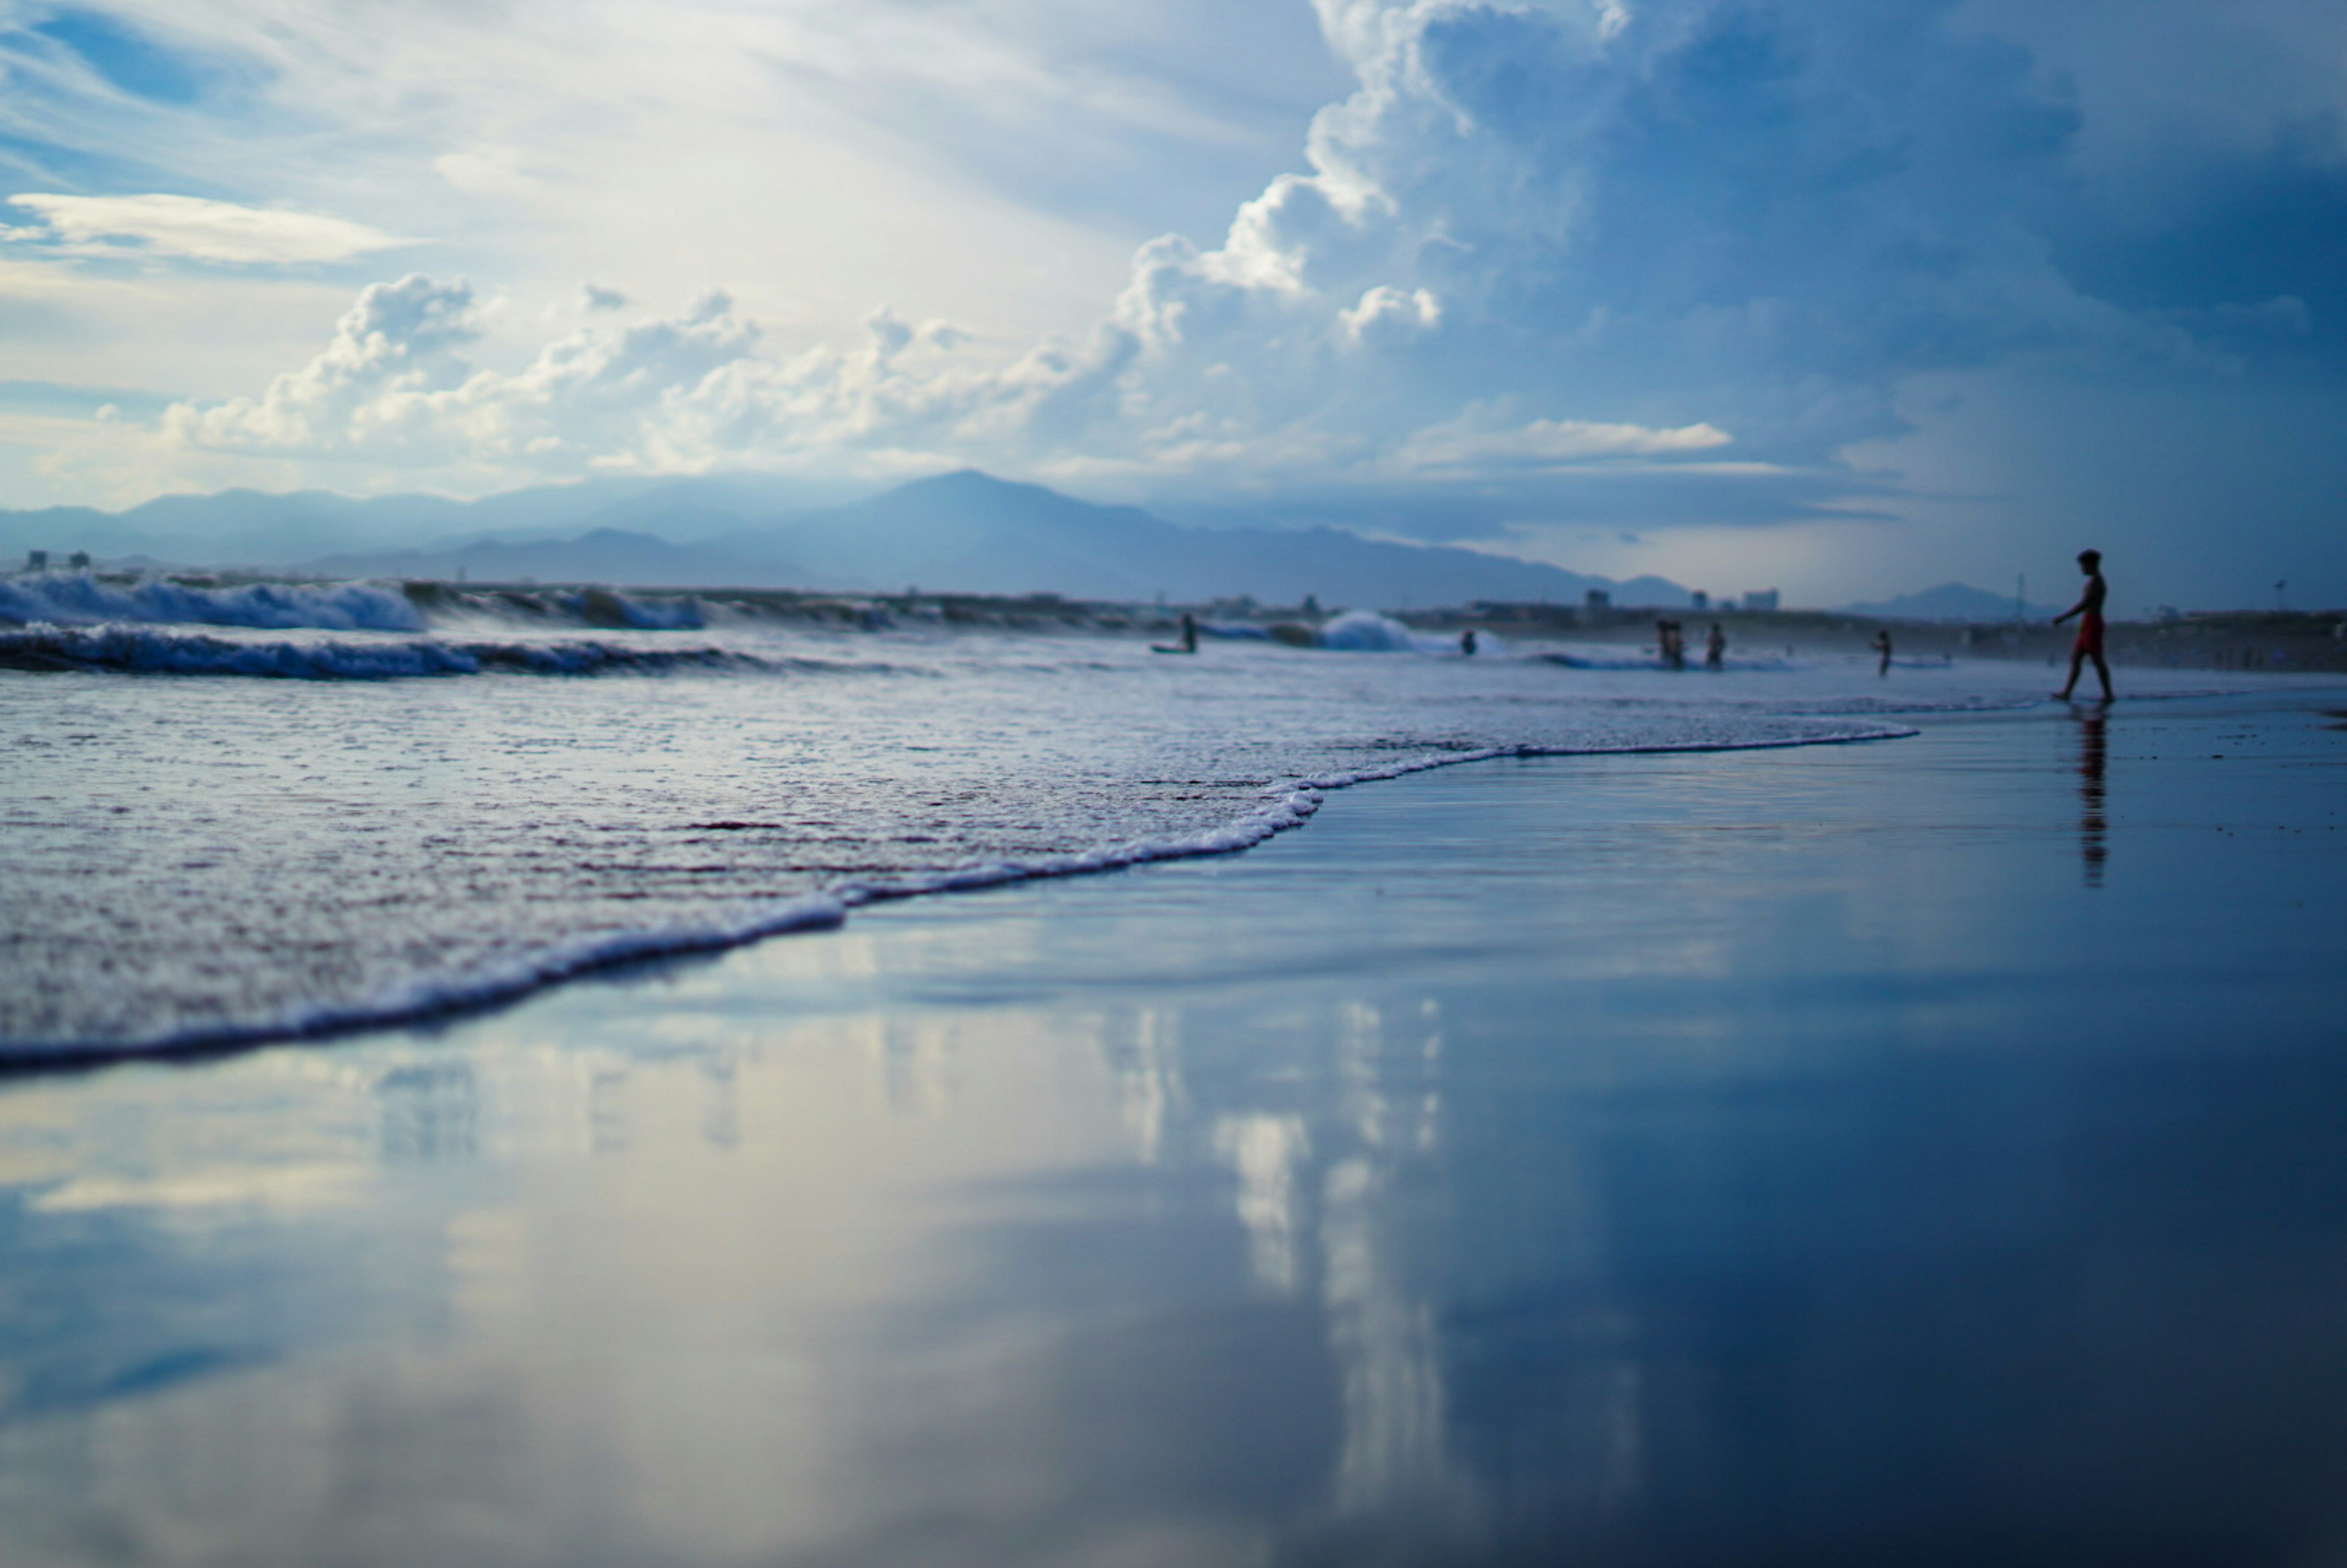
[2276,579,2288,612]
[2015,573,2026,623]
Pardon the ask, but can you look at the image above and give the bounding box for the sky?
[2,0,2343,610]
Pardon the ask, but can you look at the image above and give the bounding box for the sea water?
[0,573,2247,1059]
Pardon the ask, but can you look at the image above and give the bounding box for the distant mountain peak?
[892,468,1046,501]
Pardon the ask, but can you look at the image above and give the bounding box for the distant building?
[25,549,47,572]
[1742,588,1780,612]
[1689,590,1708,610]
[67,551,90,570]
[1584,588,1611,610]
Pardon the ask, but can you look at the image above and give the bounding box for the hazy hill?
[0,475,853,568]
[309,529,775,587]
[1,468,1697,609]
[703,471,1689,606]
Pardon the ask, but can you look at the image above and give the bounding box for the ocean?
[0,571,2233,1061]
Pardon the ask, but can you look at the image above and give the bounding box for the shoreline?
[6,678,2338,1071]
[2,719,1926,1072]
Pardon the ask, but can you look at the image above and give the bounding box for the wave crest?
[0,572,425,632]
[0,625,798,679]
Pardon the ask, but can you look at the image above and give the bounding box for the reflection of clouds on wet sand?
[7,699,2343,1564]
[1216,1113,1309,1297]
[0,954,1417,1556]
[1320,1002,1467,1522]
[0,954,1514,1563]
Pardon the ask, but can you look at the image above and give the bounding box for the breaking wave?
[0,571,724,636]
[0,625,867,679]
[0,572,425,632]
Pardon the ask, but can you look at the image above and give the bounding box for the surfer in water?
[1153,612,1200,655]
[1870,628,1893,676]
[2054,549,2112,702]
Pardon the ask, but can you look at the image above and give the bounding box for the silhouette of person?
[1460,628,1478,656]
[1870,628,1892,676]
[1181,612,1199,654]
[1705,622,1726,669]
[1657,619,1684,670]
[2054,549,2112,701]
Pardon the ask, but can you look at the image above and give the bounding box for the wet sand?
[3,692,2345,1566]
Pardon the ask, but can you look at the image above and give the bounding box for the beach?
[4,689,2345,1566]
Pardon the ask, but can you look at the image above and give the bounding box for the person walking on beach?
[1870,628,1893,676]
[1704,623,1727,669]
[2054,549,2112,702]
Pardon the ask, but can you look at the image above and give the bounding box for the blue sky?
[1,0,2341,609]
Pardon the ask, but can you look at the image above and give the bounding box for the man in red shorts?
[2053,548,2112,702]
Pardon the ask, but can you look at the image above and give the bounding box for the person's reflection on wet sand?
[2077,708,2108,885]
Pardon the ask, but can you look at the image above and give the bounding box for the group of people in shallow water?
[1649,548,2112,702]
[1655,620,1730,671]
[1165,549,2114,700]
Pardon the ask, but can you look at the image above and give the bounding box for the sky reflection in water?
[2,698,2346,1566]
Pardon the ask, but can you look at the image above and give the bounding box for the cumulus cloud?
[161,277,1008,483]
[165,276,487,460]
[2,192,417,266]
[138,0,2347,582]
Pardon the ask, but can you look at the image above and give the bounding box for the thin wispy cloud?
[4,192,417,266]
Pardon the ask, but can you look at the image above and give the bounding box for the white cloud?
[1397,416,1733,472]
[1342,285,1440,346]
[4,193,417,266]
[166,275,488,460]
[5,0,1340,348]
[96,1,2209,499]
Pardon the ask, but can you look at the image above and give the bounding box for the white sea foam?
[0,896,849,1067]
[1320,609,1444,653]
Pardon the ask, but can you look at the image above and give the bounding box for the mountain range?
[1,470,2057,617]
[0,470,1695,610]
